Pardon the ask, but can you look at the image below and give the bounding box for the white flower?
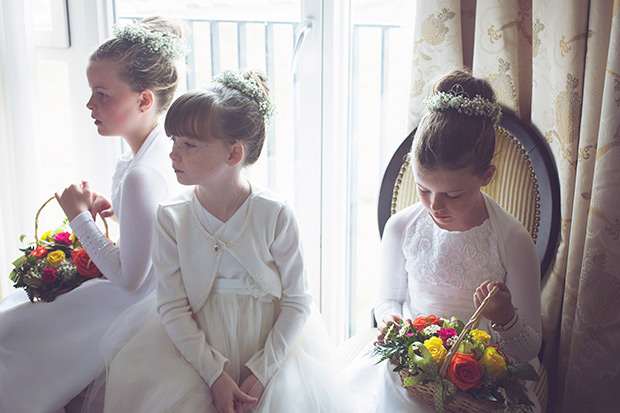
[113,22,189,61]
[212,70,276,125]
[423,324,441,335]
[423,83,502,124]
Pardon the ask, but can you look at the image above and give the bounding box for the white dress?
[0,124,179,413]
[101,187,352,412]
[346,195,543,412]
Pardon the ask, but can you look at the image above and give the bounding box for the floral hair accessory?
[212,70,276,125]
[113,21,189,61]
[423,84,502,124]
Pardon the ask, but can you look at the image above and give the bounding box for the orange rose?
[412,315,442,332]
[29,246,48,259]
[445,352,484,391]
[71,249,100,278]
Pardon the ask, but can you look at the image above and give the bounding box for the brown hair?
[164,69,271,166]
[90,16,185,114]
[412,68,497,176]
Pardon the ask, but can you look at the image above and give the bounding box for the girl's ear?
[481,165,496,186]
[138,89,155,113]
[227,142,245,167]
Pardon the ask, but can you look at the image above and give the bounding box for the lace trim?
[246,276,274,303]
[403,214,504,290]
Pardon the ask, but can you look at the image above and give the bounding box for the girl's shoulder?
[483,194,534,244]
[384,202,426,236]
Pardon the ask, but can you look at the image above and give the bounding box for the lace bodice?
[403,214,505,290]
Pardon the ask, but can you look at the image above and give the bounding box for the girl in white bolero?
[100,70,351,412]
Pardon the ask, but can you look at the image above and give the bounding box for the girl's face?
[412,161,495,231]
[85,60,143,137]
[169,135,234,187]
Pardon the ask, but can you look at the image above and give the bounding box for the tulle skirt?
[100,285,353,412]
[0,278,151,413]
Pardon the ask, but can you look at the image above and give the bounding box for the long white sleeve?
[154,206,229,388]
[490,222,542,362]
[70,165,168,292]
[245,205,312,386]
[374,208,411,325]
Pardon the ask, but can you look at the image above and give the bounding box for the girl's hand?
[474,281,515,326]
[211,371,258,413]
[375,314,410,345]
[238,374,264,412]
[55,181,95,221]
[90,193,114,221]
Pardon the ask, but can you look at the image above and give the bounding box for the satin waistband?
[212,278,252,295]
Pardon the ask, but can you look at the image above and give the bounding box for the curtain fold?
[404,0,620,411]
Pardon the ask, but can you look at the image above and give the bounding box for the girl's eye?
[445,194,460,200]
[184,142,196,148]
[418,188,429,195]
[97,92,107,98]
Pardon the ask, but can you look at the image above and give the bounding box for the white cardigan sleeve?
[491,217,543,362]
[373,207,415,325]
[245,204,312,386]
[70,166,168,292]
[154,206,229,388]
[485,197,543,362]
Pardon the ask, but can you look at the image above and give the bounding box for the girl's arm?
[485,228,543,362]
[245,204,312,387]
[373,210,410,328]
[69,166,168,292]
[153,207,229,388]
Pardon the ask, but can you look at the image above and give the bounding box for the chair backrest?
[377,111,561,277]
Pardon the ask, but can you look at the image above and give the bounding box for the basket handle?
[35,196,109,246]
[438,285,499,377]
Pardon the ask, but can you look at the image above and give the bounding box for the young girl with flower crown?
[0,17,185,413]
[346,69,543,412]
[98,69,351,413]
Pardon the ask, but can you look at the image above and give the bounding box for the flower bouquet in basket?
[372,288,539,412]
[9,197,105,303]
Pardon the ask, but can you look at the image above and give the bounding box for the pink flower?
[438,327,457,346]
[42,268,57,283]
[53,232,72,246]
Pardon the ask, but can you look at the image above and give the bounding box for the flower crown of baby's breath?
[212,70,276,125]
[423,84,502,124]
[112,22,189,61]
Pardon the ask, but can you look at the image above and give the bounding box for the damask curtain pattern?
[405,1,619,411]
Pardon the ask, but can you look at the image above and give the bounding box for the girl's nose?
[170,146,179,161]
[430,194,444,212]
[86,95,94,110]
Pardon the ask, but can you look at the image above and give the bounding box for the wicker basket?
[394,286,503,412]
[27,196,108,302]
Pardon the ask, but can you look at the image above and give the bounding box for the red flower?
[446,352,484,391]
[42,268,57,283]
[412,315,442,332]
[29,246,48,259]
[53,232,73,246]
[71,249,100,278]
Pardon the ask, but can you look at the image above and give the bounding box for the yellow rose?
[424,336,447,367]
[480,346,507,379]
[46,250,66,268]
[41,231,52,242]
[470,329,491,344]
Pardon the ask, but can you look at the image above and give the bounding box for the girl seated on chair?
[346,68,543,412]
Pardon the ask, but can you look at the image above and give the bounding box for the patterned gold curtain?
[405,1,620,411]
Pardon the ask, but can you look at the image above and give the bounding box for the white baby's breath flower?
[212,70,276,125]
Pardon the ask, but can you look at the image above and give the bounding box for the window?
[2,0,411,341]
[115,0,411,341]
